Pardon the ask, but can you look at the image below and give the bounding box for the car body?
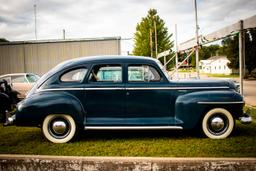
[11,56,251,143]
[0,73,40,99]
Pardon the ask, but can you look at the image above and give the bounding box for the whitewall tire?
[202,108,234,139]
[42,114,76,143]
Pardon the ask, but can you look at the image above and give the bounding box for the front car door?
[125,64,175,125]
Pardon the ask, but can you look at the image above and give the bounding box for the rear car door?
[84,64,126,126]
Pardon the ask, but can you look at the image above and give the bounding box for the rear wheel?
[202,108,234,139]
[42,114,76,143]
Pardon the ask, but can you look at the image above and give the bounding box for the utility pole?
[194,0,200,79]
[154,20,158,58]
[175,24,179,79]
[34,4,37,40]
[239,20,245,95]
[150,28,153,57]
[63,29,66,40]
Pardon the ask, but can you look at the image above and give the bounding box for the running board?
[84,126,183,130]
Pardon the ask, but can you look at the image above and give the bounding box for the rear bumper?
[3,114,16,126]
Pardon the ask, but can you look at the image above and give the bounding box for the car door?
[11,75,31,98]
[125,64,174,125]
[84,63,126,126]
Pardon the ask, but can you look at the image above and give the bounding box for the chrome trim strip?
[84,126,183,130]
[126,86,229,90]
[198,101,244,104]
[39,88,84,91]
[40,86,229,92]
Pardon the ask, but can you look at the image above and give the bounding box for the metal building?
[0,37,121,75]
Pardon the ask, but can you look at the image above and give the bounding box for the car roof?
[69,55,157,63]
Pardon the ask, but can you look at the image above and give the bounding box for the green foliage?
[245,30,256,74]
[220,35,239,69]
[0,38,9,42]
[220,30,256,73]
[133,9,174,69]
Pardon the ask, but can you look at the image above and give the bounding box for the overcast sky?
[0,0,256,53]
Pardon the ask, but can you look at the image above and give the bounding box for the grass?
[0,108,255,157]
[205,73,239,78]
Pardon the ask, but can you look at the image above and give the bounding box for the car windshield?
[26,74,40,83]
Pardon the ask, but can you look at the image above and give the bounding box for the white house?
[199,56,232,75]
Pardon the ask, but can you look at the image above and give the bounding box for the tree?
[220,35,239,69]
[0,38,8,42]
[133,9,174,69]
[245,30,256,74]
[220,30,256,74]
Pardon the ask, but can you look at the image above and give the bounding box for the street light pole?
[194,0,200,79]
[34,4,37,40]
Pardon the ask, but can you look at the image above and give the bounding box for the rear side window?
[128,65,161,82]
[60,68,87,82]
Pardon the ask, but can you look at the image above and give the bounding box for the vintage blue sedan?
[9,56,251,143]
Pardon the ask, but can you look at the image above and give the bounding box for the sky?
[0,0,256,54]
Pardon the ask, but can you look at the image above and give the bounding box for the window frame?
[87,63,124,84]
[127,64,163,83]
[59,67,88,83]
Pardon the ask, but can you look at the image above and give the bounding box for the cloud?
[0,0,255,51]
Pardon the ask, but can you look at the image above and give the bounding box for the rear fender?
[15,92,85,128]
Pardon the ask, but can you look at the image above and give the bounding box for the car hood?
[169,79,237,90]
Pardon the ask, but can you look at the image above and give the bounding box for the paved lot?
[243,80,256,106]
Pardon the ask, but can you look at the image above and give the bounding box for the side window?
[89,64,122,83]
[128,65,161,82]
[26,74,39,83]
[60,68,87,82]
[11,76,27,83]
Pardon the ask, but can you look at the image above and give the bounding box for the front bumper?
[239,108,253,124]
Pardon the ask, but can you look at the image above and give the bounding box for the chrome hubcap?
[210,117,225,132]
[52,121,67,135]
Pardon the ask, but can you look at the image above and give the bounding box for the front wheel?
[202,108,234,139]
[42,114,76,143]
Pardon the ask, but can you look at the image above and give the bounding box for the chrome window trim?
[84,126,183,130]
[38,86,229,92]
[198,101,244,104]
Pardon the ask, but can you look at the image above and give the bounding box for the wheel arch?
[16,91,86,128]
[175,90,243,129]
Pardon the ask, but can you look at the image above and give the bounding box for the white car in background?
[0,73,39,99]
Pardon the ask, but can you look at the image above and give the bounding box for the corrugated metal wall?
[0,37,121,75]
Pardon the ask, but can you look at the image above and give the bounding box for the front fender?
[15,91,85,128]
[175,90,243,129]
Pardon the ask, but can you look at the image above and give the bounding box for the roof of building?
[0,37,121,46]
[208,56,227,61]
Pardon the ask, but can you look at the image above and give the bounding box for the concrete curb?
[0,154,256,171]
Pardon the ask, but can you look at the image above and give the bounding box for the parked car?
[0,73,39,99]
[8,56,251,143]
